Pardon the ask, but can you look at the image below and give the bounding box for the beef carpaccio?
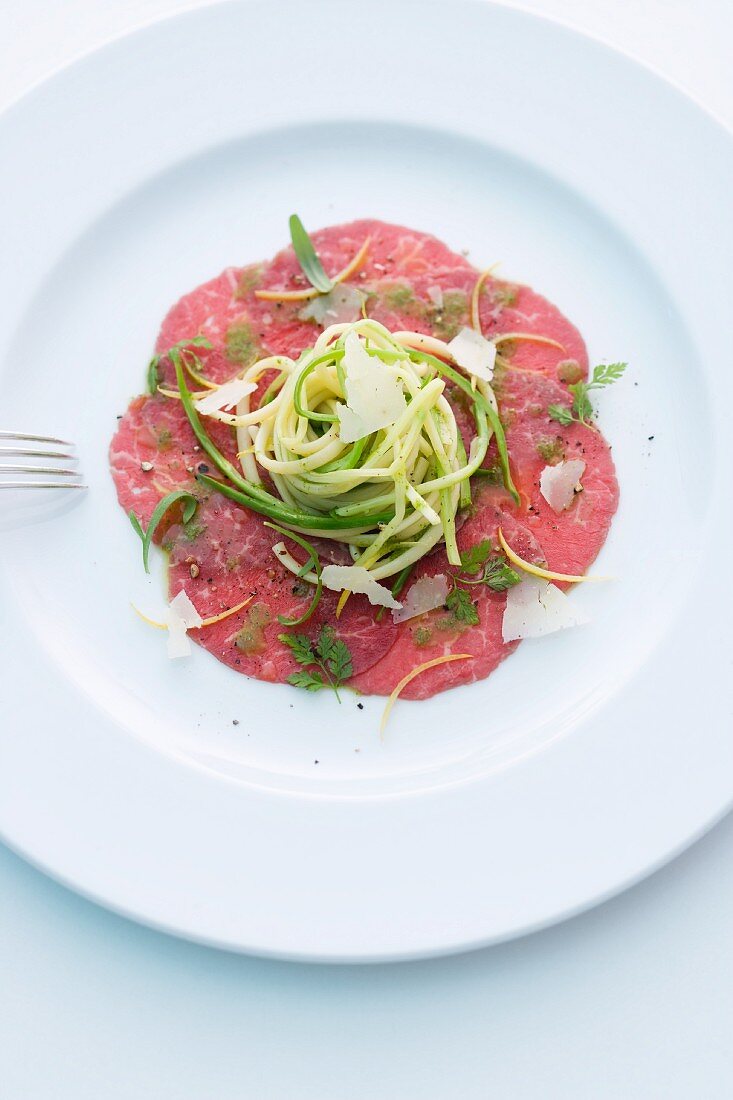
[110,220,619,700]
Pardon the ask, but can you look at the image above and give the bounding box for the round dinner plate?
[0,0,731,962]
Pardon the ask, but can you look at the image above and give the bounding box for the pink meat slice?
[496,369,619,575]
[110,218,616,698]
[109,394,236,528]
[479,279,589,382]
[166,495,396,680]
[156,268,246,354]
[230,219,476,359]
[258,219,474,292]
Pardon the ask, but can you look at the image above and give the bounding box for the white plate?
[0,0,731,962]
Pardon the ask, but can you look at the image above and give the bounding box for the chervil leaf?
[482,558,521,592]
[315,625,353,686]
[326,638,353,682]
[315,624,338,664]
[591,361,627,386]
[278,632,315,665]
[446,588,480,626]
[552,362,628,426]
[548,404,574,426]
[459,539,493,575]
[280,624,353,702]
[288,670,325,692]
[569,384,594,423]
[289,214,333,293]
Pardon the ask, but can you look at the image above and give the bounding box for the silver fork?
[0,431,86,489]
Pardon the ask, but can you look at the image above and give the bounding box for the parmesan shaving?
[298,285,365,326]
[164,589,203,659]
[392,574,449,623]
[166,616,192,658]
[194,378,257,414]
[539,459,586,513]
[426,285,443,309]
[502,577,589,642]
[336,331,407,443]
[321,564,402,609]
[447,327,496,382]
[168,589,203,628]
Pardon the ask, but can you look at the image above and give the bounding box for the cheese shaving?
[168,589,203,628]
[336,331,407,443]
[194,378,257,414]
[321,564,402,609]
[539,459,586,513]
[502,577,589,642]
[426,285,443,308]
[132,593,251,659]
[392,574,449,623]
[447,327,496,382]
[164,590,203,658]
[298,286,365,326]
[165,616,192,658]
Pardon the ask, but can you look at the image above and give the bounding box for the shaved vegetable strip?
[174,355,392,531]
[162,317,517,591]
[470,267,497,331]
[493,333,565,351]
[335,590,351,619]
[497,528,608,583]
[380,654,473,734]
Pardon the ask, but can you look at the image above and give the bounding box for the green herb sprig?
[443,539,521,626]
[548,362,627,427]
[457,539,520,592]
[289,214,333,294]
[445,587,480,626]
[129,489,198,573]
[279,625,353,701]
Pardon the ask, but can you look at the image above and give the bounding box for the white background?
[1,2,732,1096]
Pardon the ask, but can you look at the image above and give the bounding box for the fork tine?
[0,447,77,460]
[0,482,86,490]
[0,465,80,476]
[0,431,73,446]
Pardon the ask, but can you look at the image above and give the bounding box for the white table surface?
[2,2,732,1096]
